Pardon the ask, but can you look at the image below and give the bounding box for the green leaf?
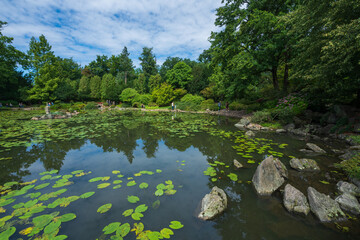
[227,173,238,181]
[44,220,61,234]
[131,212,144,220]
[160,228,174,239]
[41,175,52,181]
[165,180,172,185]
[53,235,68,240]
[155,189,164,196]
[0,226,16,240]
[12,202,25,209]
[89,177,103,182]
[127,180,136,187]
[24,199,38,208]
[33,214,54,228]
[71,170,84,175]
[116,223,130,237]
[135,204,148,213]
[156,169,162,173]
[97,183,111,189]
[0,198,15,207]
[57,213,76,222]
[127,195,140,203]
[34,183,50,190]
[3,181,18,187]
[113,184,122,189]
[156,184,166,190]
[169,221,184,229]
[139,182,148,189]
[319,180,330,185]
[113,180,122,184]
[103,222,121,234]
[122,209,133,217]
[97,203,112,213]
[80,192,95,199]
[112,170,121,174]
[152,200,160,209]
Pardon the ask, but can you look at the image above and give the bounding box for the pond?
[0,110,359,240]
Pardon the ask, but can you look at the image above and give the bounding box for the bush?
[132,94,151,105]
[103,102,109,107]
[251,110,274,123]
[151,83,175,106]
[246,103,261,112]
[120,88,139,103]
[85,102,97,110]
[335,153,360,179]
[180,94,204,105]
[229,102,246,111]
[272,94,308,124]
[148,102,158,107]
[132,102,141,108]
[176,102,201,111]
[200,99,217,111]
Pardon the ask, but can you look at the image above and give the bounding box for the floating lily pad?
[44,220,61,234]
[113,185,122,189]
[127,196,140,203]
[152,200,160,209]
[19,227,33,235]
[97,203,112,213]
[34,183,50,190]
[227,173,238,181]
[116,223,130,237]
[122,209,133,217]
[103,222,121,234]
[139,183,148,189]
[127,181,136,187]
[132,222,144,236]
[0,198,15,207]
[112,170,120,174]
[41,175,52,181]
[97,183,111,189]
[80,192,95,199]
[56,213,76,222]
[155,189,164,196]
[89,177,103,183]
[156,184,166,190]
[131,212,144,220]
[33,214,54,228]
[113,180,122,184]
[160,228,174,238]
[71,170,84,175]
[0,226,16,239]
[169,221,184,229]
[156,169,162,173]
[135,204,148,213]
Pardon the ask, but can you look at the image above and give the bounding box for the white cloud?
[0,0,222,67]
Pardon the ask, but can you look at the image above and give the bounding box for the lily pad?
[113,180,122,184]
[169,221,184,229]
[127,195,140,203]
[122,209,134,217]
[227,173,238,181]
[116,223,130,237]
[139,182,148,189]
[152,200,160,209]
[113,185,122,189]
[131,212,144,220]
[44,220,61,234]
[160,228,174,239]
[34,183,50,190]
[127,181,136,187]
[33,214,54,228]
[97,183,111,189]
[155,189,164,196]
[56,213,76,222]
[135,204,148,213]
[112,170,120,174]
[97,203,112,213]
[80,192,95,199]
[0,226,16,239]
[103,222,121,234]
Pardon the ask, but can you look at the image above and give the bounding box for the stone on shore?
[289,158,320,171]
[283,184,310,216]
[245,130,255,137]
[335,193,360,215]
[198,186,227,220]
[252,155,288,196]
[307,187,346,222]
[306,143,326,153]
[276,129,287,133]
[233,159,243,169]
[336,181,360,197]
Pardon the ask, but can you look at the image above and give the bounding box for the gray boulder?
[289,158,320,171]
[198,186,227,220]
[239,118,251,126]
[245,130,255,137]
[336,181,360,197]
[276,129,287,133]
[233,159,243,169]
[335,193,360,215]
[307,187,346,222]
[306,143,326,153]
[252,155,288,196]
[283,184,310,215]
[351,178,360,189]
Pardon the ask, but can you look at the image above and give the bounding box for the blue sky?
[0,0,222,68]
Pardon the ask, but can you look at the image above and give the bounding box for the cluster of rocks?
[252,155,360,222]
[31,106,79,120]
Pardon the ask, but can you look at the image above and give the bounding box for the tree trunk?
[283,50,289,93]
[124,71,127,85]
[272,66,279,91]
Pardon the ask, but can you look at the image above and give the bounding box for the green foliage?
[229,102,245,111]
[78,76,91,100]
[84,102,97,110]
[166,61,193,90]
[120,88,139,103]
[180,94,204,105]
[101,73,120,100]
[272,94,308,123]
[139,47,157,92]
[90,75,101,99]
[335,153,360,179]
[151,83,175,106]
[132,94,151,105]
[200,99,217,111]
[149,74,162,92]
[251,110,273,123]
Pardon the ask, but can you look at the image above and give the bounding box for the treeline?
[0,0,359,110]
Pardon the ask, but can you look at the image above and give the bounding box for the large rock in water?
[306,143,326,153]
[252,155,288,196]
[283,184,310,215]
[307,187,346,222]
[198,186,227,220]
[336,181,360,197]
[289,158,320,171]
[335,193,360,215]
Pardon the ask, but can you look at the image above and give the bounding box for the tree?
[149,74,162,92]
[120,88,139,103]
[133,73,146,94]
[54,78,78,101]
[78,76,91,100]
[166,61,193,90]
[119,47,136,85]
[139,47,157,92]
[188,62,211,94]
[101,73,119,100]
[90,75,101,99]
[88,55,109,77]
[151,83,175,106]
[159,57,182,80]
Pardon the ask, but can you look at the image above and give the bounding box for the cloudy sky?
[0,0,222,67]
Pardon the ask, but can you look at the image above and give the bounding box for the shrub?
[200,99,217,111]
[335,153,360,179]
[229,102,246,111]
[251,110,274,123]
[85,102,97,110]
[148,102,158,107]
[132,102,141,108]
[120,88,139,103]
[176,102,201,111]
[103,102,109,107]
[246,103,261,112]
[174,88,187,100]
[272,94,308,124]
[151,83,175,106]
[132,94,151,105]
[180,94,204,105]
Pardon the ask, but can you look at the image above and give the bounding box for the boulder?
[233,159,243,169]
[335,193,360,215]
[306,143,326,153]
[252,155,288,196]
[245,130,255,137]
[351,178,360,189]
[307,187,346,222]
[283,184,310,216]
[289,158,320,171]
[336,181,360,197]
[198,186,227,220]
[247,123,263,131]
[299,149,314,154]
[235,123,246,130]
[284,123,295,130]
[239,118,251,126]
[276,129,287,133]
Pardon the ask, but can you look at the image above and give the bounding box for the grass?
[335,153,360,180]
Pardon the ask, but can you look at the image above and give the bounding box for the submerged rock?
[233,159,243,169]
[252,155,288,196]
[306,143,326,153]
[307,187,346,222]
[283,184,310,216]
[245,130,255,137]
[198,186,227,220]
[335,193,360,215]
[336,181,360,197]
[289,158,320,171]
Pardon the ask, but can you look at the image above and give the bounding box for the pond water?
[0,110,359,240]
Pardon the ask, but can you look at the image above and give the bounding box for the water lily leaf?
[97,183,111,189]
[44,220,61,234]
[41,175,52,181]
[3,181,18,187]
[135,204,148,213]
[0,198,15,207]
[102,176,110,181]
[49,170,59,174]
[56,213,76,222]
[113,184,122,189]
[165,180,172,185]
[62,174,73,179]
[156,184,166,190]
[227,173,238,181]
[0,207,5,213]
[169,221,184,229]
[53,235,68,240]
[28,205,46,215]
[155,189,163,196]
[122,209,133,217]
[97,203,112,213]
[103,222,121,234]
[21,184,35,191]
[12,202,25,209]
[165,189,176,195]
[134,173,142,177]
[319,180,330,185]
[139,183,148,189]
[89,177,103,182]
[127,181,136,187]
[131,222,144,236]
[156,169,162,173]
[211,178,217,182]
[116,223,130,237]
[19,226,33,235]
[35,183,50,190]
[33,214,54,228]
[0,226,16,239]
[127,195,140,203]
[24,199,38,208]
[109,236,122,240]
[152,200,160,209]
[112,170,120,174]
[113,180,122,184]
[247,160,255,164]
[160,228,174,239]
[71,170,83,175]
[117,174,124,178]
[80,192,95,199]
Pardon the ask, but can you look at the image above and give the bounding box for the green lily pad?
[139,182,148,189]
[4,181,18,187]
[97,183,111,189]
[135,204,148,213]
[33,214,54,228]
[80,192,95,199]
[0,226,16,240]
[113,184,122,189]
[112,170,120,174]
[24,199,38,208]
[57,213,76,222]
[71,170,84,175]
[160,228,174,238]
[41,175,52,181]
[89,177,103,183]
[227,173,238,181]
[152,200,160,209]
[97,203,112,213]
[122,209,133,217]
[0,198,15,207]
[113,180,122,184]
[131,212,144,220]
[116,223,130,237]
[44,220,61,234]
[155,189,164,196]
[12,202,25,209]
[169,221,184,229]
[53,235,68,240]
[156,169,162,173]
[127,195,140,203]
[103,222,121,234]
[127,180,136,187]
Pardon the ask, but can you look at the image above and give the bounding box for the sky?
[0,0,222,68]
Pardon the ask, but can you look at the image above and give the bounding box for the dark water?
[0,110,358,240]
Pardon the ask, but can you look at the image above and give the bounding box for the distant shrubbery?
[85,102,97,110]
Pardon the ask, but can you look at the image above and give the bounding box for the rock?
[307,187,346,222]
[276,129,287,133]
[198,186,227,220]
[45,106,50,114]
[340,150,360,160]
[299,149,314,154]
[306,143,326,153]
[336,181,360,197]
[289,158,320,171]
[252,155,288,196]
[283,184,310,216]
[351,178,360,189]
[245,130,255,137]
[290,128,308,136]
[349,145,360,150]
[235,123,246,130]
[233,159,243,169]
[284,123,295,130]
[247,123,263,131]
[335,193,360,215]
[239,118,251,126]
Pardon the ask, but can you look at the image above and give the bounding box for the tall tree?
[78,76,91,100]
[101,73,119,100]
[88,55,109,77]
[90,75,102,100]
[139,47,157,92]
[166,61,193,90]
[118,46,135,85]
